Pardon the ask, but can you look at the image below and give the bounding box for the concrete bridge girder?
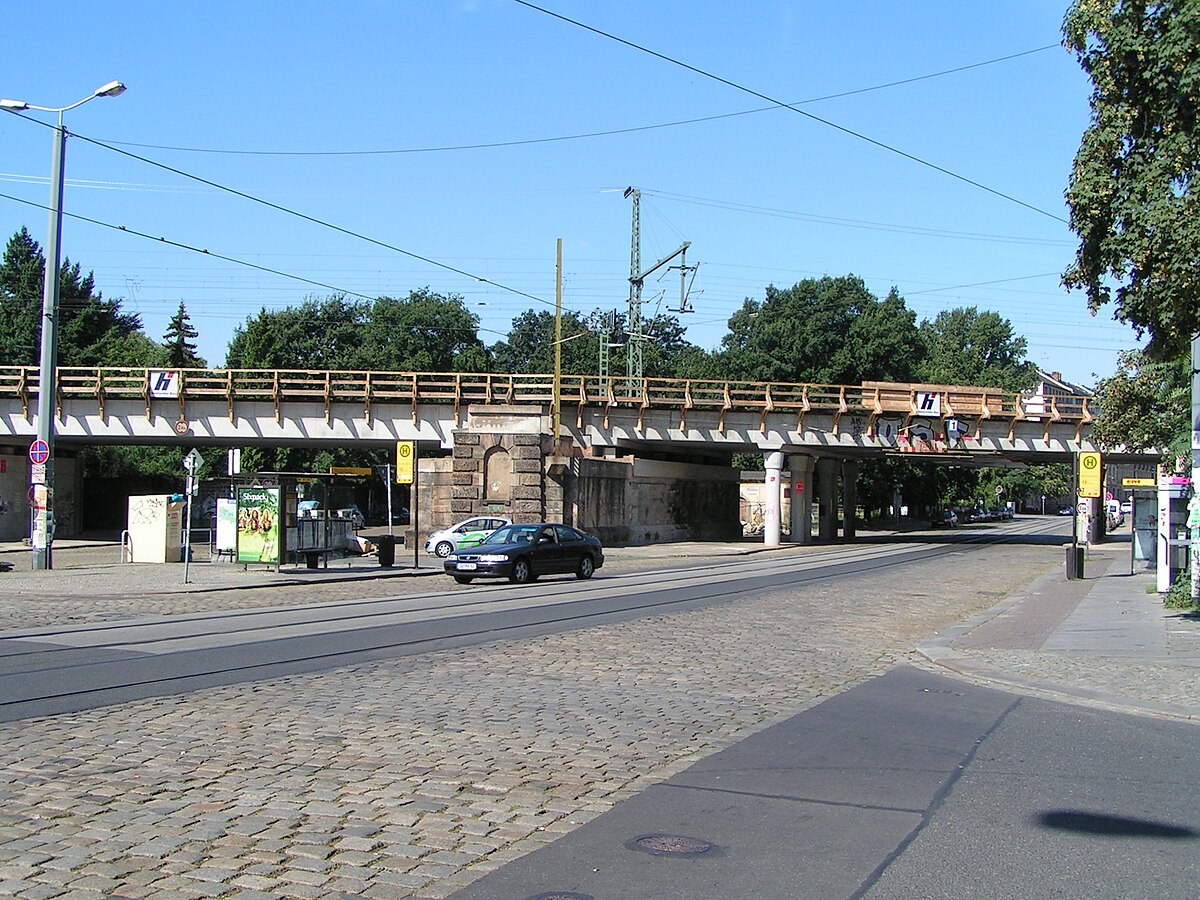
[0,399,461,449]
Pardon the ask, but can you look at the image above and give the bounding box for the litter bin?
[376,535,396,568]
[1065,545,1085,580]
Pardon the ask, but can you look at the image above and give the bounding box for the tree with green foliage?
[0,228,43,365]
[917,307,1037,391]
[640,314,698,378]
[1091,349,1191,457]
[163,301,204,368]
[719,277,921,385]
[363,289,488,372]
[1063,0,1200,358]
[490,309,597,375]
[0,227,149,366]
[226,295,370,369]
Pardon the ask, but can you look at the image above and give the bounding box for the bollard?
[1065,545,1085,579]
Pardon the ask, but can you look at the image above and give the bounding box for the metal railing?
[0,366,1094,428]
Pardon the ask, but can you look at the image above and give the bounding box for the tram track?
[0,519,1067,721]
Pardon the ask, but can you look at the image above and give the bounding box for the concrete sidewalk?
[918,547,1200,720]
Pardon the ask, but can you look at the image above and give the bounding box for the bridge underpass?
[0,366,1155,549]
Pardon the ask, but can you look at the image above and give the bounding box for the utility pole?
[554,238,562,445]
[1191,332,1199,603]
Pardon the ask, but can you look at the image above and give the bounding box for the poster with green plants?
[236,487,281,563]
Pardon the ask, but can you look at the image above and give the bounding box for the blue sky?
[0,1,1138,387]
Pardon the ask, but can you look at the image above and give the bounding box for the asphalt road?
[453,666,1200,899]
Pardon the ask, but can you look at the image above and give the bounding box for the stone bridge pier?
[419,406,744,547]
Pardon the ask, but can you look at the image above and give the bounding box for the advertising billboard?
[236,486,281,563]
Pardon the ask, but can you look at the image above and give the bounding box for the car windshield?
[482,524,540,545]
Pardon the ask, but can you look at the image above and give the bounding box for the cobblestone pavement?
[0,539,1194,899]
[0,540,775,631]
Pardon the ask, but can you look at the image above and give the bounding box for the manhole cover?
[629,833,713,857]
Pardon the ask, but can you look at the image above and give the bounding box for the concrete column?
[787,453,814,544]
[816,457,838,543]
[841,459,858,541]
[763,451,784,547]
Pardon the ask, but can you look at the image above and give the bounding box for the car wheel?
[510,558,533,584]
[576,555,595,580]
[453,575,474,585]
[435,541,455,558]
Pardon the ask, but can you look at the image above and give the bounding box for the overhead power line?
[71,131,554,311]
[81,46,1057,157]
[510,0,1068,225]
[0,191,513,339]
[2,110,556,312]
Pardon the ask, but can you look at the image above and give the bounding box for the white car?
[424,516,512,558]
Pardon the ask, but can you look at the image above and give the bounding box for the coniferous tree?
[0,227,149,366]
[163,301,203,367]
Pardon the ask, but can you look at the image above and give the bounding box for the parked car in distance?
[334,506,365,528]
[445,522,604,584]
[424,516,511,558]
[930,509,958,528]
[1058,506,1075,516]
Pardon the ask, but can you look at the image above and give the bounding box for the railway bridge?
[0,366,1143,547]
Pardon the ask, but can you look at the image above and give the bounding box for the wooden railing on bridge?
[0,366,1094,439]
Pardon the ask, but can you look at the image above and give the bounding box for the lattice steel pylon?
[624,187,644,384]
[622,186,693,385]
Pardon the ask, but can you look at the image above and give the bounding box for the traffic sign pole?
[182,449,204,585]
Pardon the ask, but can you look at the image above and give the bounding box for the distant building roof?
[1035,369,1094,397]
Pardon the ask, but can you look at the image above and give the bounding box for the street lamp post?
[1,81,126,569]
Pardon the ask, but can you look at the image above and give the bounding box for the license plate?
[456,562,477,571]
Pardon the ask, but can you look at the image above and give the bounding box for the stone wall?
[566,456,742,545]
[418,444,741,547]
[413,404,741,547]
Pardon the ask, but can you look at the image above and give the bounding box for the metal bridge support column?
[816,457,839,543]
[841,460,858,542]
[787,454,814,544]
[762,451,784,547]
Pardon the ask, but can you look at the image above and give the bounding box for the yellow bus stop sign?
[395,441,414,484]
[1078,451,1102,498]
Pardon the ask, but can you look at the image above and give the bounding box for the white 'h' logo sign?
[916,392,941,416]
[148,370,181,399]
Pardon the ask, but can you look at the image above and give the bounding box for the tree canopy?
[1091,349,1191,457]
[364,289,488,372]
[1063,0,1200,358]
[490,309,598,375]
[917,306,1037,392]
[226,289,487,372]
[718,276,921,384]
[225,295,370,369]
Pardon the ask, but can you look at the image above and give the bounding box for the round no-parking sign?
[29,439,49,465]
